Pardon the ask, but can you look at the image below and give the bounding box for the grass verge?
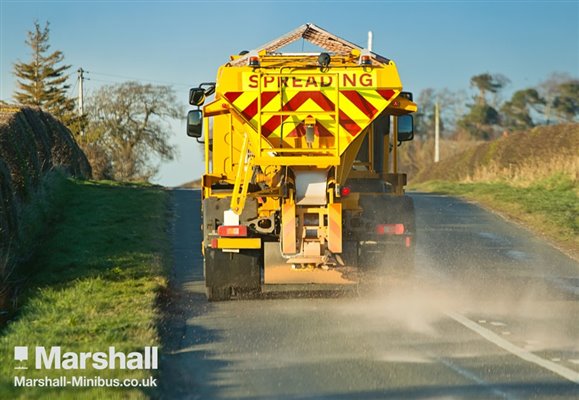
[414,173,578,259]
[0,179,169,399]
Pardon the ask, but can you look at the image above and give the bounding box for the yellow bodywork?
[199,25,416,269]
[212,238,262,250]
[203,54,415,198]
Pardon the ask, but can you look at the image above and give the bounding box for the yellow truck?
[187,24,417,300]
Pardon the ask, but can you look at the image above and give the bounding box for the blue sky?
[1,0,577,186]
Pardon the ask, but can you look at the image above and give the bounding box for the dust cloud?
[324,250,579,359]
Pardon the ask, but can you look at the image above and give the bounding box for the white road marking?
[447,311,579,385]
[436,357,514,399]
[506,250,531,261]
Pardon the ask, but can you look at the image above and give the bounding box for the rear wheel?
[357,195,416,277]
[390,240,415,278]
[205,286,231,302]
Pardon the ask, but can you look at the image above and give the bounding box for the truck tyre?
[357,195,416,276]
[389,195,415,277]
[204,247,261,301]
[206,286,231,302]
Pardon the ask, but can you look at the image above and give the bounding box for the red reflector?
[340,186,351,197]
[405,236,412,248]
[375,223,405,235]
[211,239,218,249]
[217,225,248,237]
[395,224,405,235]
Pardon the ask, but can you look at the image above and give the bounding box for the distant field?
[412,123,578,258]
[179,178,201,188]
[0,179,168,399]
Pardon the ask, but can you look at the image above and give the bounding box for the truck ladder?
[230,133,254,215]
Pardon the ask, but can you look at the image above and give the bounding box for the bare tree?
[86,82,181,181]
[415,88,467,139]
[414,88,436,140]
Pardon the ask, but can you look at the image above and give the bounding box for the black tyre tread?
[206,286,231,302]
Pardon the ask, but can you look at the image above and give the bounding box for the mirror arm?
[196,105,204,143]
[200,82,216,95]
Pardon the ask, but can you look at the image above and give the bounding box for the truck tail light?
[217,225,248,237]
[340,186,351,197]
[375,223,405,235]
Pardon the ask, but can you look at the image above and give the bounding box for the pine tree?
[13,21,77,129]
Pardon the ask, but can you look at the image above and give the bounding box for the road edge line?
[446,311,579,385]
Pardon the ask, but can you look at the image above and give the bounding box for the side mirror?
[397,114,414,141]
[399,91,413,101]
[189,88,206,106]
[187,110,203,138]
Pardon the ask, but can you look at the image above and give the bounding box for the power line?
[68,74,78,97]
[88,71,193,88]
[85,78,116,84]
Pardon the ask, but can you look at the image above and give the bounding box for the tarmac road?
[159,189,579,399]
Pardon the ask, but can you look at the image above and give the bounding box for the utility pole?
[434,101,440,163]
[77,68,85,136]
[77,67,84,116]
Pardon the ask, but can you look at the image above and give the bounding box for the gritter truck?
[187,23,418,300]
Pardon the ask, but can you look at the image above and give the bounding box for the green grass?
[414,173,579,256]
[0,179,169,399]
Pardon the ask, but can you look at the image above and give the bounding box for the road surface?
[159,190,579,399]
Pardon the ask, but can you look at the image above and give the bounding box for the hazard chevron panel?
[221,72,398,155]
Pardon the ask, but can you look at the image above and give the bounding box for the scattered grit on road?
[159,190,579,400]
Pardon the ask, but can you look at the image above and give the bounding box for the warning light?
[360,55,372,66]
[248,56,260,67]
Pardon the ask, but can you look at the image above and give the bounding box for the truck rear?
[187,24,417,300]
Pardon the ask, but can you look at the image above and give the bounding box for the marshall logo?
[14,346,158,370]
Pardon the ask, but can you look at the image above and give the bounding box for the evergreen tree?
[470,73,509,105]
[551,80,579,122]
[501,89,545,131]
[12,21,77,129]
[458,73,509,140]
[457,103,500,140]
